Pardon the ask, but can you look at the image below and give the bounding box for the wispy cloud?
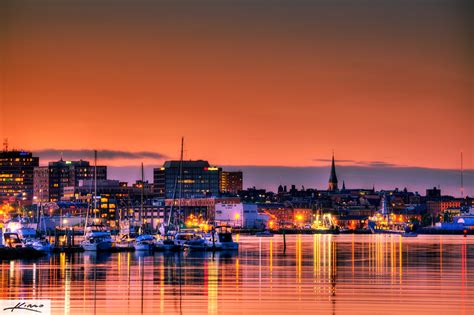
[313,158,398,167]
[36,149,167,161]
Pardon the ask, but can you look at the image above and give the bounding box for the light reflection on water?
[1,235,473,314]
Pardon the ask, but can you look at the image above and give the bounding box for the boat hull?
[82,241,113,251]
[134,243,154,251]
[184,239,207,251]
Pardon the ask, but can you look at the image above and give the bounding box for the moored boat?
[206,226,238,250]
[134,234,155,251]
[183,234,207,251]
[255,230,274,237]
[155,234,181,252]
[81,226,113,251]
[174,231,198,248]
[401,232,418,237]
[115,235,135,251]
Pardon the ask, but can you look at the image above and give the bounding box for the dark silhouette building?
[328,153,339,191]
[48,159,107,201]
[153,160,221,198]
[220,171,243,195]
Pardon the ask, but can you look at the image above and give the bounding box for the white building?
[215,203,268,228]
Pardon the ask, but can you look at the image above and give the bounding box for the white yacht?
[6,221,53,252]
[81,225,113,251]
[80,151,113,252]
[183,233,207,251]
[133,163,156,252]
[174,231,198,248]
[18,228,53,252]
[155,234,180,251]
[134,234,155,251]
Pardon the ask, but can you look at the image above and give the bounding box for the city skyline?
[0,1,473,314]
[2,145,472,197]
[1,0,472,177]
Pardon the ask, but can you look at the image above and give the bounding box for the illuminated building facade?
[154,160,221,198]
[0,150,39,204]
[215,202,268,228]
[48,159,107,202]
[220,171,243,195]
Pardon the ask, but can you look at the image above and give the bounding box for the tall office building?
[154,160,221,198]
[0,150,39,204]
[48,159,107,201]
[33,166,49,203]
[220,171,243,195]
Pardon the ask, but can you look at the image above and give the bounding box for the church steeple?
[328,151,339,191]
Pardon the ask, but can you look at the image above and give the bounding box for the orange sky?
[0,0,472,170]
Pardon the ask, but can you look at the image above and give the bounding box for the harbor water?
[1,235,473,314]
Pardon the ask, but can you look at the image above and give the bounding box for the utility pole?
[461,151,464,198]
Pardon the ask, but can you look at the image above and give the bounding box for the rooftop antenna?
[461,151,464,198]
[2,138,8,152]
[94,150,98,220]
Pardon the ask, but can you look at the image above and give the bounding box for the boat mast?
[167,170,178,231]
[177,137,184,228]
[166,137,184,231]
[139,162,144,234]
[36,200,42,234]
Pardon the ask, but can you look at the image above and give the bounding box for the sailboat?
[115,203,135,250]
[133,163,155,251]
[24,203,53,252]
[81,150,113,251]
[165,137,193,250]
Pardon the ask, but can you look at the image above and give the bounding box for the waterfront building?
[153,160,221,199]
[48,159,107,202]
[328,153,339,191]
[164,196,241,223]
[258,203,297,228]
[427,199,462,217]
[33,166,49,203]
[214,202,269,228]
[130,203,165,231]
[0,150,39,204]
[63,179,131,225]
[220,171,243,195]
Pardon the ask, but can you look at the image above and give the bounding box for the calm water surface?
[1,235,473,314]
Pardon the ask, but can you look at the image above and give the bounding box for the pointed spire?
[328,151,339,191]
[342,180,346,191]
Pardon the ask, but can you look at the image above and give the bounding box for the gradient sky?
[0,0,472,195]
